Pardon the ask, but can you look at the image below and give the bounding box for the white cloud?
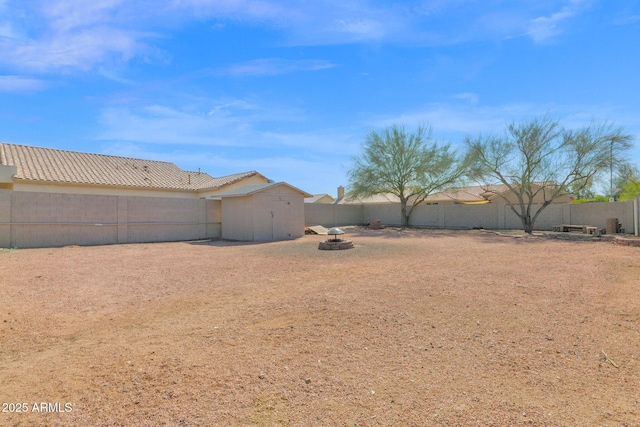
[0,21,16,38]
[218,58,336,77]
[614,14,640,26]
[167,0,435,45]
[0,0,400,74]
[330,17,388,40]
[41,0,129,32]
[97,105,249,146]
[95,99,359,154]
[0,75,46,91]
[453,92,479,105]
[3,27,150,72]
[207,99,257,116]
[526,1,592,43]
[167,0,289,20]
[368,103,533,136]
[97,67,136,85]
[0,0,159,73]
[0,0,602,77]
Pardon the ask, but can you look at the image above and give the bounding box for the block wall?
[0,191,222,248]
[305,199,639,233]
[304,203,364,227]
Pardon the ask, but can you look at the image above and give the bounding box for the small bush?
[573,195,610,204]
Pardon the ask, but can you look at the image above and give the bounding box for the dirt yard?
[1,228,639,426]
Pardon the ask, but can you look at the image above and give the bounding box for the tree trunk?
[521,215,534,235]
[400,202,409,227]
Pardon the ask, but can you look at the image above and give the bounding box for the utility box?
[606,218,619,235]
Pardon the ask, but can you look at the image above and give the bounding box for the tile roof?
[214,182,312,198]
[304,194,335,203]
[426,184,508,203]
[337,193,401,204]
[331,183,573,205]
[0,143,260,192]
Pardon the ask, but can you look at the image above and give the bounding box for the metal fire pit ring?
[318,227,354,250]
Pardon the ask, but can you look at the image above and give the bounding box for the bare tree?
[348,124,466,227]
[465,116,633,234]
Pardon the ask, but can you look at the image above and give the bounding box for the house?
[0,143,269,198]
[337,193,401,204]
[425,183,576,205]
[336,184,575,206]
[0,143,310,247]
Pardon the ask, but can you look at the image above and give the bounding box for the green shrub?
[573,195,610,204]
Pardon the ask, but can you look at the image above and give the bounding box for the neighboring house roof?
[426,184,507,204]
[213,182,312,198]
[338,193,401,204]
[337,183,575,205]
[428,183,575,204]
[304,194,335,204]
[0,143,263,192]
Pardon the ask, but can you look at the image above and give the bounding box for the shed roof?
[214,182,312,198]
[0,143,261,192]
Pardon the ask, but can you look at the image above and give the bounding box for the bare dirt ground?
[1,228,639,426]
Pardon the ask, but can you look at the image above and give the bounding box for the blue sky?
[1,0,639,196]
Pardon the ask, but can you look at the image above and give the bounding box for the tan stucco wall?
[306,199,637,232]
[1,191,222,248]
[0,165,17,183]
[12,181,200,198]
[305,203,364,227]
[0,189,11,245]
[221,195,254,241]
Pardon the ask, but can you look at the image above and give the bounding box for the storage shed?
[219,182,312,241]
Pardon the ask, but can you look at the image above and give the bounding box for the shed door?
[254,195,296,240]
[272,196,295,239]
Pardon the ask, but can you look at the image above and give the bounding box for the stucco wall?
[221,196,254,241]
[0,190,12,245]
[0,165,17,184]
[305,199,639,233]
[1,191,221,248]
[568,202,633,231]
[12,181,200,199]
[304,203,363,227]
[362,204,403,226]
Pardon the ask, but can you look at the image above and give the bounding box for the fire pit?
[318,227,354,250]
